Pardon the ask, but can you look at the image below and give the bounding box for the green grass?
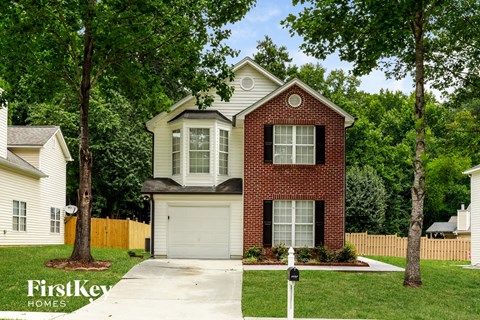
[242,256,480,320]
[0,245,146,313]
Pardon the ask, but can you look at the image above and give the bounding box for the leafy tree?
[253,35,298,81]
[424,155,471,230]
[0,0,255,263]
[346,166,387,234]
[284,0,479,288]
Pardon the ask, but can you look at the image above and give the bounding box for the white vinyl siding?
[0,106,7,159]
[189,128,210,174]
[50,207,61,233]
[219,130,228,175]
[471,171,480,264]
[0,133,67,245]
[274,126,314,164]
[273,200,314,247]
[172,130,181,175]
[12,200,27,231]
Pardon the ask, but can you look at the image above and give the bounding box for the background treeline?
[4,35,479,234]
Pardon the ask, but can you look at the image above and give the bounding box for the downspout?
[344,118,356,246]
[145,124,155,257]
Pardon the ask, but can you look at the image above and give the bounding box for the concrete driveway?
[56,259,243,320]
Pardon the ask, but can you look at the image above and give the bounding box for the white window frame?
[172,129,181,175]
[273,200,314,247]
[189,128,210,174]
[273,125,315,164]
[50,207,61,233]
[219,129,229,175]
[13,200,27,232]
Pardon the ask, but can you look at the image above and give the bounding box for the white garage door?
[168,206,230,259]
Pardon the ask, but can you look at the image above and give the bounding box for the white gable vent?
[240,76,255,91]
[288,93,302,107]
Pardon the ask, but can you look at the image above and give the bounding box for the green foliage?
[271,243,288,261]
[244,246,265,261]
[253,35,297,81]
[295,246,313,263]
[346,165,387,234]
[337,242,357,263]
[315,246,338,263]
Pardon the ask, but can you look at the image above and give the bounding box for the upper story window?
[50,207,61,233]
[172,130,181,175]
[219,130,229,175]
[189,128,210,173]
[274,125,314,164]
[13,200,26,231]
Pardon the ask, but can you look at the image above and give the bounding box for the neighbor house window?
[172,129,181,175]
[50,208,61,233]
[273,200,314,247]
[219,129,229,175]
[13,200,26,231]
[274,126,314,164]
[189,128,210,173]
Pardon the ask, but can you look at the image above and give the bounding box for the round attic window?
[288,93,302,107]
[240,76,255,91]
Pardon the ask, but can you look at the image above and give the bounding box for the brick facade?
[243,85,346,251]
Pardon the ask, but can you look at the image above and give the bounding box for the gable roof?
[233,78,355,127]
[8,126,73,161]
[168,110,231,124]
[464,164,480,175]
[146,57,284,130]
[0,150,47,178]
[426,222,457,234]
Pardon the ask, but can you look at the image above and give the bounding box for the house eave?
[0,156,48,178]
[463,164,480,175]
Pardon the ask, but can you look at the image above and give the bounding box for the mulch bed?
[243,260,369,267]
[45,259,112,271]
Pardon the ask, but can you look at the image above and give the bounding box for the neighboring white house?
[426,204,471,239]
[464,164,480,265]
[0,106,73,245]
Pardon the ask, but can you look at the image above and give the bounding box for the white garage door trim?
[167,204,230,259]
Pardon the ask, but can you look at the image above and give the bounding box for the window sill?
[272,164,317,169]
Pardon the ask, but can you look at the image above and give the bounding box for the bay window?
[189,128,210,173]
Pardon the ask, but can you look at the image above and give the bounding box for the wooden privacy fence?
[65,216,151,250]
[346,232,471,261]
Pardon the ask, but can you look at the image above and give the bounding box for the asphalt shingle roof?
[142,178,243,194]
[426,222,457,233]
[0,150,47,177]
[7,126,59,146]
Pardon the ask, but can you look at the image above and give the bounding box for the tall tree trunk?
[69,0,95,263]
[404,2,426,288]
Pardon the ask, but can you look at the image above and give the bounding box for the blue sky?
[223,0,414,96]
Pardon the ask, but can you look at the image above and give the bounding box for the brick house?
[142,58,354,258]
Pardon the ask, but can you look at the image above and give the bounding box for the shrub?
[315,246,338,262]
[338,242,357,263]
[271,243,288,261]
[244,246,265,261]
[296,246,313,263]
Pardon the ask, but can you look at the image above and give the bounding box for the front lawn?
[0,245,146,313]
[242,256,480,320]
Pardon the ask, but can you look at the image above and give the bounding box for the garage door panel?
[168,206,230,259]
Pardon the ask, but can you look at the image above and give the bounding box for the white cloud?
[245,6,282,23]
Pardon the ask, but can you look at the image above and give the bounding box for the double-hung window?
[13,200,26,231]
[172,130,181,175]
[273,200,314,247]
[189,128,210,173]
[274,125,314,164]
[50,207,61,233]
[219,130,229,175]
